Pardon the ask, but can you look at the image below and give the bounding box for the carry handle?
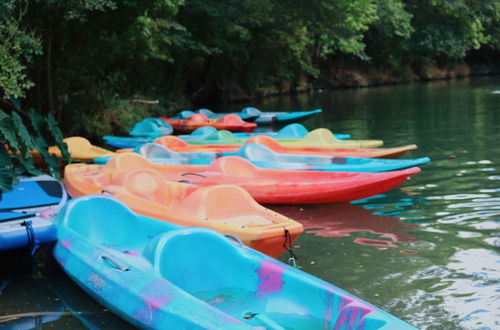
[224,234,243,247]
[101,255,130,271]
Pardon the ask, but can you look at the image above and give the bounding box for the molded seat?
[142,228,254,294]
[275,123,309,138]
[208,157,259,178]
[178,185,273,225]
[188,113,210,123]
[155,136,191,148]
[215,114,246,125]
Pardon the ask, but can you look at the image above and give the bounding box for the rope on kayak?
[101,189,115,195]
[181,172,206,178]
[21,220,39,255]
[177,179,194,184]
[283,228,297,267]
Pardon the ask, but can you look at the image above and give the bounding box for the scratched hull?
[54,196,416,329]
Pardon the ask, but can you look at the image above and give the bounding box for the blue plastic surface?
[133,143,430,172]
[54,196,417,329]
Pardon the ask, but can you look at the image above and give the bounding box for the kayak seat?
[138,143,187,162]
[275,123,308,138]
[155,136,191,149]
[188,113,209,123]
[106,153,156,173]
[178,110,196,119]
[205,130,236,142]
[209,157,258,178]
[114,169,188,206]
[179,185,273,226]
[241,107,262,117]
[238,144,280,162]
[143,228,255,294]
[302,128,339,144]
[246,135,282,150]
[197,108,216,117]
[64,196,139,248]
[190,126,217,136]
[216,114,245,125]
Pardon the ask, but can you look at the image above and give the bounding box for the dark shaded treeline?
[1,0,499,137]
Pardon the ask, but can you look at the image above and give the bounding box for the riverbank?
[239,60,500,101]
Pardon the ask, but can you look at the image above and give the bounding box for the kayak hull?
[162,114,257,133]
[153,135,417,159]
[54,196,417,329]
[69,153,421,205]
[64,164,303,257]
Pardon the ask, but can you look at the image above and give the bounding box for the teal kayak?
[103,118,173,148]
[54,195,417,329]
[92,142,430,172]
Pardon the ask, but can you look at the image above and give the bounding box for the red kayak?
[152,135,417,159]
[161,113,257,133]
[104,153,421,204]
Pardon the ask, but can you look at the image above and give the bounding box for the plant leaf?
[0,166,16,191]
[12,111,35,150]
[0,110,20,150]
[46,113,70,163]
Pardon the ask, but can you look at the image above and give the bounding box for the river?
[1,76,499,329]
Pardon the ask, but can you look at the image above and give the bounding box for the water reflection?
[269,203,419,249]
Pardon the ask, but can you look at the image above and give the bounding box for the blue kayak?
[54,196,416,329]
[175,107,322,124]
[129,118,173,137]
[119,142,430,172]
[103,135,156,149]
[0,175,67,251]
[103,118,173,148]
[182,124,351,142]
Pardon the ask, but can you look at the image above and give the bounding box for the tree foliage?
[0,0,499,137]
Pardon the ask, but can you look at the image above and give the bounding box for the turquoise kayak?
[183,124,351,141]
[103,118,173,148]
[54,196,416,329]
[174,107,322,124]
[109,142,430,172]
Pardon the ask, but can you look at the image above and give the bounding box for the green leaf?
[0,166,16,191]
[12,111,35,150]
[33,137,60,179]
[16,153,43,176]
[0,109,20,150]
[29,109,51,145]
[47,113,71,163]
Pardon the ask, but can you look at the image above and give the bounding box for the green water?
[1,77,499,329]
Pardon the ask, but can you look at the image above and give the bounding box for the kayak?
[103,118,174,149]
[242,106,323,124]
[0,175,67,251]
[152,135,417,159]
[54,195,417,329]
[173,107,323,125]
[40,136,115,162]
[174,108,259,122]
[179,129,383,148]
[128,118,173,137]
[162,113,257,133]
[74,153,421,204]
[103,135,156,149]
[232,123,351,140]
[132,142,430,172]
[64,164,302,257]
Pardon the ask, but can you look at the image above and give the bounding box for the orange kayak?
[67,153,421,205]
[65,164,302,257]
[152,135,417,159]
[161,113,257,133]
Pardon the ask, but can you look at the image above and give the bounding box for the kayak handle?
[181,172,206,178]
[224,234,243,247]
[101,255,130,271]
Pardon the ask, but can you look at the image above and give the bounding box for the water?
[1,77,499,329]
